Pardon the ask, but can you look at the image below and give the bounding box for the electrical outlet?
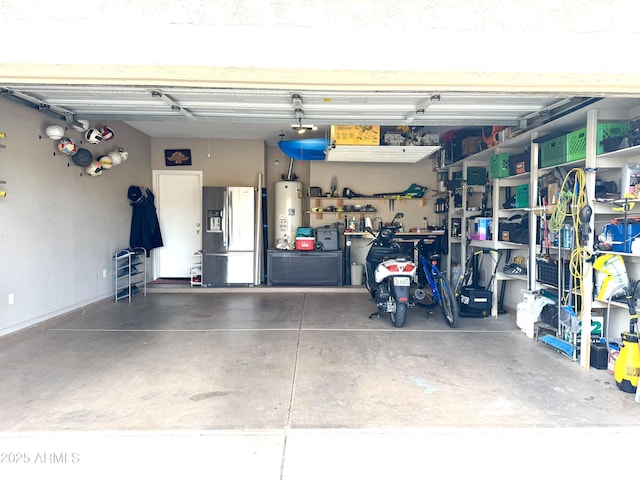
[102,269,107,278]
[8,293,14,305]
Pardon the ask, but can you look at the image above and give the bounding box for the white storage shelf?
[591,181,640,328]
[534,103,640,367]
[114,247,147,302]
[441,98,640,335]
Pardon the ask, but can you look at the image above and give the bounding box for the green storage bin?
[515,184,529,208]
[539,134,567,168]
[467,166,487,185]
[566,122,630,162]
[490,153,511,178]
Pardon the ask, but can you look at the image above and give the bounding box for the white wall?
[0,97,152,336]
[149,138,266,187]
[308,160,441,267]
[0,103,272,337]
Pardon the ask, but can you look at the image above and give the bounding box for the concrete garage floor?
[0,289,638,479]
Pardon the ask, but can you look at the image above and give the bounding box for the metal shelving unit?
[114,247,147,302]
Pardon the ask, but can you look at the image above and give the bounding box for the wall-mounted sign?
[165,149,192,166]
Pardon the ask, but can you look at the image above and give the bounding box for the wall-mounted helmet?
[100,126,115,141]
[98,155,113,170]
[45,125,65,140]
[116,146,129,161]
[85,161,103,177]
[107,150,123,166]
[57,137,78,155]
[84,128,103,144]
[71,119,89,132]
[71,148,93,167]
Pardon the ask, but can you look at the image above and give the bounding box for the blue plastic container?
[603,223,640,253]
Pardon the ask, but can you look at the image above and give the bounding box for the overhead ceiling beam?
[405,94,441,122]
[151,90,194,118]
[3,64,640,95]
[0,87,84,128]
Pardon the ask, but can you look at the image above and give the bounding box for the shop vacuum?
[614,279,640,394]
[614,331,640,393]
[457,248,502,317]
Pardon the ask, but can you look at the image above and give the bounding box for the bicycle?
[412,238,459,327]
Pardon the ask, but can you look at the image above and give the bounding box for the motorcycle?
[365,213,416,327]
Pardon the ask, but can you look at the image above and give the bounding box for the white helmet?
[45,125,65,140]
[116,146,129,161]
[84,128,103,144]
[100,125,115,141]
[85,160,103,177]
[107,150,123,166]
[71,119,89,132]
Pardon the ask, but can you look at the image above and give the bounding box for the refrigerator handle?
[221,190,228,247]
[227,190,233,247]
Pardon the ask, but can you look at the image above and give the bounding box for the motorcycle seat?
[384,254,411,262]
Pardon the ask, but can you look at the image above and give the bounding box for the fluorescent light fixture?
[292,124,318,134]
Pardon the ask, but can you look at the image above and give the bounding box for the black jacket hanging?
[128,186,163,256]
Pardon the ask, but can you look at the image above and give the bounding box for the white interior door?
[153,170,203,278]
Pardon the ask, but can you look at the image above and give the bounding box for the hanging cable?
[547,167,592,317]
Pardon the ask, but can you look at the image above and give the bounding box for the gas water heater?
[275,181,302,249]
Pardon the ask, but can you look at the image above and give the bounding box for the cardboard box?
[331,125,380,145]
[547,183,559,205]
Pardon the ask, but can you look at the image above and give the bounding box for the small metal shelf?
[191,251,202,286]
[114,247,147,302]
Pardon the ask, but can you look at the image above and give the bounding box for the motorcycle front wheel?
[391,302,407,328]
[438,278,459,328]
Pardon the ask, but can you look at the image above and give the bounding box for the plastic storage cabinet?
[114,247,147,302]
[191,251,203,286]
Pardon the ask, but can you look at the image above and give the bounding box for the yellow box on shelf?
[331,125,380,145]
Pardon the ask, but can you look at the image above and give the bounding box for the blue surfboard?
[278,138,329,160]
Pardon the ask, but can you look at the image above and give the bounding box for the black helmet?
[71,148,93,167]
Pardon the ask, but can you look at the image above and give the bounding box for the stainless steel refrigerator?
[202,186,256,286]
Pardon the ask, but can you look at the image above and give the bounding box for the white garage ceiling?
[0,84,597,146]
